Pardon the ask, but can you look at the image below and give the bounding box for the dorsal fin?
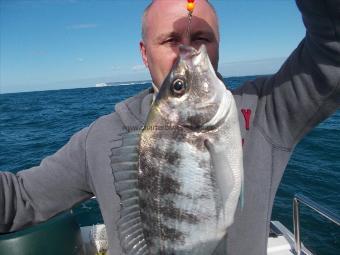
[110,131,148,255]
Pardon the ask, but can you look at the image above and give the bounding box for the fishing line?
[186,0,195,41]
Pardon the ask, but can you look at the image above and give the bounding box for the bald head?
[141,0,219,43]
[139,0,220,88]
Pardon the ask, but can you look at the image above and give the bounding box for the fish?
[110,44,243,255]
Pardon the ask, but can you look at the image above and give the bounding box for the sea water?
[0,76,339,254]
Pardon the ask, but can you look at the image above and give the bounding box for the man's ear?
[140,41,149,68]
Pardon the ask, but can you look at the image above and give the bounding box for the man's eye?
[194,37,210,42]
[164,38,179,45]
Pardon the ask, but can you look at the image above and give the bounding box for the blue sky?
[0,0,305,93]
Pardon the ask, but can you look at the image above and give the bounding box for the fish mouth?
[179,44,206,61]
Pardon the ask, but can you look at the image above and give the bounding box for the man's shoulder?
[114,88,153,128]
[85,111,124,143]
[91,111,122,130]
[116,87,152,109]
[86,88,153,140]
[230,76,267,97]
[230,76,267,111]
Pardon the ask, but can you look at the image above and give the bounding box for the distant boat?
[95,81,152,88]
[95,82,109,87]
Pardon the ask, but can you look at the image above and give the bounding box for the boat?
[95,83,109,88]
[0,194,338,255]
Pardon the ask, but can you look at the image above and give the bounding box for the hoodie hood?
[115,88,154,129]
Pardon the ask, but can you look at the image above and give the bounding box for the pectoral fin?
[204,139,235,211]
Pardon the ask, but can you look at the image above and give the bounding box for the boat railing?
[293,193,340,255]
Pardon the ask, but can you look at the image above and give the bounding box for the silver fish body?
[111,45,243,255]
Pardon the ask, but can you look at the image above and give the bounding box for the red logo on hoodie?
[241,109,251,130]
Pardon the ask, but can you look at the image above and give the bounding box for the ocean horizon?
[0,74,274,95]
[0,79,152,95]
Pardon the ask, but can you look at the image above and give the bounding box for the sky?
[0,0,306,94]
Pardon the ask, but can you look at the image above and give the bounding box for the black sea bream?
[111,45,243,255]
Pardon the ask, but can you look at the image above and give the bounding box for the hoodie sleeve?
[0,127,94,233]
[239,0,340,149]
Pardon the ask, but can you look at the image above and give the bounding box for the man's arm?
[235,0,339,149]
[0,127,94,232]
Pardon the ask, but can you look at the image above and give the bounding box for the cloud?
[67,23,98,30]
[76,57,84,62]
[132,64,147,71]
[111,65,121,71]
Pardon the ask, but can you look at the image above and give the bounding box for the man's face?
[140,0,220,89]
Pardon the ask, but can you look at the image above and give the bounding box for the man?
[0,0,339,254]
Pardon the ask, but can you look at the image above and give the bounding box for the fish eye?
[171,78,187,96]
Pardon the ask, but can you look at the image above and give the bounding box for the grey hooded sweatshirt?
[1,1,339,254]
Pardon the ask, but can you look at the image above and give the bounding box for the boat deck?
[268,221,312,255]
